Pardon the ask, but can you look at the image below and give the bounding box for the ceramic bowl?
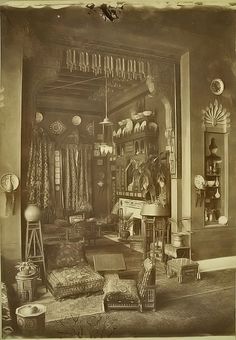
[207,181,215,187]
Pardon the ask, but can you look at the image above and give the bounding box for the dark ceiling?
[7,6,235,117]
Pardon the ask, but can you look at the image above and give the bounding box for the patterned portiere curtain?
[63,144,92,213]
[26,127,50,209]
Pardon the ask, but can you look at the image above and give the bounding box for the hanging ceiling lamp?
[99,77,113,126]
[99,78,113,156]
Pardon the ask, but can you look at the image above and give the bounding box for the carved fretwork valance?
[202,99,231,133]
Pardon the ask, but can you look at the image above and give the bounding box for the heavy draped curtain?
[26,127,93,216]
[26,127,51,209]
[62,144,93,213]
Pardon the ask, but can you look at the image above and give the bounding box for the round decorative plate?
[218,215,228,225]
[194,175,205,190]
[0,173,19,192]
[35,112,43,123]
[134,122,140,133]
[148,122,158,132]
[125,119,133,133]
[122,127,127,136]
[72,115,82,126]
[143,110,152,117]
[210,78,224,95]
[140,120,147,131]
[116,128,122,137]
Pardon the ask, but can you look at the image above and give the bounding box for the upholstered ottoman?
[103,274,141,311]
[45,241,104,299]
[103,259,156,312]
[47,264,104,299]
[167,258,201,283]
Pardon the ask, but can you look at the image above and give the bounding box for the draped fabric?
[63,144,92,213]
[26,127,51,209]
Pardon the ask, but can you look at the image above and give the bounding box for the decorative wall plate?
[72,115,82,126]
[140,120,147,131]
[116,128,122,137]
[0,173,19,192]
[49,120,66,135]
[218,215,228,225]
[125,119,133,133]
[148,122,158,132]
[210,79,224,95]
[143,111,152,117]
[134,122,140,133]
[194,175,205,190]
[122,127,127,136]
[35,112,43,123]
[118,119,127,126]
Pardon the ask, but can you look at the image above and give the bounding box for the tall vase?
[24,204,41,222]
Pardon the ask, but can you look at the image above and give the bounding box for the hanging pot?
[24,204,41,222]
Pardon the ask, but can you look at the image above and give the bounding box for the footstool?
[167,258,201,283]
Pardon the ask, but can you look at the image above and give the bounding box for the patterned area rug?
[33,291,105,322]
[45,286,235,338]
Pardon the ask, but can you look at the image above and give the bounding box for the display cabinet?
[202,99,230,226]
[204,133,224,224]
[113,114,159,199]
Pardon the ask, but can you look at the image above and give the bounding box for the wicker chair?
[103,258,156,312]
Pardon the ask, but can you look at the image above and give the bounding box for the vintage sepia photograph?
[0,1,236,338]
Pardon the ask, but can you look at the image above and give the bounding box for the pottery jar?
[24,204,41,222]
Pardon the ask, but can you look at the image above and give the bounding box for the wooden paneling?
[191,227,236,260]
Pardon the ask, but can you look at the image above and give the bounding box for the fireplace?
[118,198,144,236]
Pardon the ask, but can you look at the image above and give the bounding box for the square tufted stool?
[167,258,201,283]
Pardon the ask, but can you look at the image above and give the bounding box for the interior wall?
[2,8,236,274]
[0,21,23,281]
[189,40,236,260]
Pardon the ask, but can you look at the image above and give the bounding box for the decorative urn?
[24,204,41,222]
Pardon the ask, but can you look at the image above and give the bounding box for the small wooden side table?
[16,272,38,303]
[167,258,201,283]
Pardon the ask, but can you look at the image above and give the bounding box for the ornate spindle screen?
[65,49,153,80]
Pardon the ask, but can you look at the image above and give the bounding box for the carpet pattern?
[23,235,235,338]
[45,287,235,338]
[44,293,104,322]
